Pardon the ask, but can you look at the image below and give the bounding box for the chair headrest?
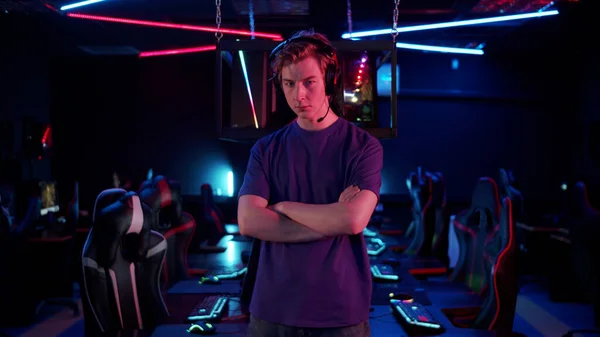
[93,188,127,222]
[201,184,214,203]
[570,181,596,217]
[139,176,177,211]
[573,181,587,205]
[429,172,446,207]
[498,168,510,189]
[91,190,152,266]
[138,176,182,227]
[499,197,514,248]
[470,177,500,222]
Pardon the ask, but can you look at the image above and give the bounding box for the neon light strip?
[66,13,284,40]
[139,45,216,58]
[342,10,559,39]
[238,51,259,129]
[396,42,484,55]
[227,171,234,197]
[61,0,105,11]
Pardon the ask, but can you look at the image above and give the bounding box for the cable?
[369,312,392,319]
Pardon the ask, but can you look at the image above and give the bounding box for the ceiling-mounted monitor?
[216,40,398,142]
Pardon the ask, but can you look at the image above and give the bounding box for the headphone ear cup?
[324,63,338,96]
[273,76,283,93]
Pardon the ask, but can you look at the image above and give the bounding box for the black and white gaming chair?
[80,188,169,335]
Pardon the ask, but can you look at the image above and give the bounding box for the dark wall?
[378,50,578,200]
[1,9,593,205]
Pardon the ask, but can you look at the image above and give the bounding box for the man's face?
[280,56,328,122]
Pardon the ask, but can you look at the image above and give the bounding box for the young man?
[238,29,383,337]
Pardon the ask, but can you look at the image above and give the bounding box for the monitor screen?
[339,50,379,128]
[219,40,396,140]
[226,49,382,129]
[39,181,59,216]
[377,63,400,97]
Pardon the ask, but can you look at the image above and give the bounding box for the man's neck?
[296,113,339,131]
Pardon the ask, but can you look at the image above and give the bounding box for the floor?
[0,210,595,337]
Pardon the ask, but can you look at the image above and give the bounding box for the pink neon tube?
[67,13,284,40]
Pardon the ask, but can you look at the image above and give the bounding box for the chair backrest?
[429,172,449,266]
[404,171,434,256]
[474,196,519,332]
[201,183,225,235]
[138,175,182,230]
[570,182,600,305]
[10,196,42,237]
[498,168,525,223]
[450,177,501,293]
[82,188,168,333]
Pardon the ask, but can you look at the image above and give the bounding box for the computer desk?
[149,305,498,337]
[369,249,448,277]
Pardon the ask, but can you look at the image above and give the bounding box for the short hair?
[270,29,338,87]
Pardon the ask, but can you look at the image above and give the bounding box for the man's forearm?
[238,207,325,243]
[276,202,358,236]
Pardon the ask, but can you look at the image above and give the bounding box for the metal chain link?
[249,0,255,39]
[215,0,223,41]
[346,0,353,35]
[392,0,400,40]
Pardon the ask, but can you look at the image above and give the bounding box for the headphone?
[269,36,339,96]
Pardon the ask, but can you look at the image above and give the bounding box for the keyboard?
[187,295,229,322]
[366,238,386,256]
[390,299,444,334]
[371,264,400,281]
[209,266,248,280]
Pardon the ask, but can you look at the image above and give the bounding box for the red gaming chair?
[442,196,518,334]
[560,182,600,335]
[138,176,203,288]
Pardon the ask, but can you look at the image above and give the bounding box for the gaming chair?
[404,170,426,238]
[81,188,169,335]
[444,196,518,333]
[449,177,501,292]
[0,194,42,326]
[429,172,450,267]
[138,175,199,287]
[200,183,249,244]
[403,171,433,256]
[564,182,600,333]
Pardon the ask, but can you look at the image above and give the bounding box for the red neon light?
[66,13,284,40]
[41,126,50,145]
[139,45,217,58]
[44,3,59,13]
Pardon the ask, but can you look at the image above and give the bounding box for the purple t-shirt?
[238,117,383,328]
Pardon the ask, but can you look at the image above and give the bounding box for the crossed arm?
[237,186,378,243]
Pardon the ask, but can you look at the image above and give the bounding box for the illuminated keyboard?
[371,264,400,281]
[391,299,444,333]
[187,295,229,322]
[366,238,386,256]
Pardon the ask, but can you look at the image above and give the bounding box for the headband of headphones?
[268,36,336,63]
[268,35,339,96]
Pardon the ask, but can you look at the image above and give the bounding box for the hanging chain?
[346,0,353,35]
[248,0,255,39]
[392,0,400,41]
[215,0,223,42]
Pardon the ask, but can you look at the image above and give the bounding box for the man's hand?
[339,185,361,203]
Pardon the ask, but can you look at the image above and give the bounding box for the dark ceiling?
[0,0,586,55]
